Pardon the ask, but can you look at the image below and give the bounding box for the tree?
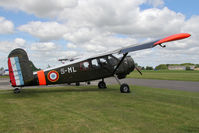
[146,66,153,70]
[186,66,191,71]
[0,67,4,71]
[155,64,168,70]
[134,63,138,67]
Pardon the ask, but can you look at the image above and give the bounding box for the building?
[194,68,199,71]
[168,66,186,70]
[168,65,195,70]
[0,70,4,75]
[3,69,9,75]
[0,69,9,76]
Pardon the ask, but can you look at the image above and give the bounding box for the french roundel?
[47,70,59,82]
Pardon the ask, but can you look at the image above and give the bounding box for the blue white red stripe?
[8,57,24,86]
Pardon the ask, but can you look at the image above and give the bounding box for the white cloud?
[0,17,14,34]
[183,16,199,37]
[63,28,99,44]
[81,35,137,52]
[30,42,57,51]
[15,38,26,45]
[18,21,67,41]
[0,0,78,18]
[66,43,77,49]
[147,0,164,7]
[0,38,26,53]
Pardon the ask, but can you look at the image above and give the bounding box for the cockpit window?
[108,55,118,66]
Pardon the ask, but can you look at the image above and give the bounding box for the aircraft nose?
[126,56,135,72]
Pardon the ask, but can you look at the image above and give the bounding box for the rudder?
[8,48,34,87]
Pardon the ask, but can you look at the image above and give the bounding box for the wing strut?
[112,53,128,75]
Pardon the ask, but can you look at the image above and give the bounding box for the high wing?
[119,33,191,54]
[89,33,191,59]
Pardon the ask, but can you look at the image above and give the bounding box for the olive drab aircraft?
[8,33,191,93]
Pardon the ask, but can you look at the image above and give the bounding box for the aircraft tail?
[8,48,34,87]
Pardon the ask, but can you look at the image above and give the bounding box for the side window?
[80,61,90,70]
[99,58,108,65]
[91,59,100,68]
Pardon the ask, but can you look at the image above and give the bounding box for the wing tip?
[154,33,191,46]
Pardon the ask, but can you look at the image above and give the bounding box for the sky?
[0,0,198,69]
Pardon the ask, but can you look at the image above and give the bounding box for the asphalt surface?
[0,77,199,92]
[100,78,199,92]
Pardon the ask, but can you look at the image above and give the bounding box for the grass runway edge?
[0,85,198,133]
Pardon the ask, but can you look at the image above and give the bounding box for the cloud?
[17,2,186,44]
[66,43,77,49]
[0,38,26,53]
[30,42,57,51]
[0,17,14,34]
[18,21,67,41]
[29,43,77,68]
[59,1,184,39]
[0,0,78,18]
[147,0,164,7]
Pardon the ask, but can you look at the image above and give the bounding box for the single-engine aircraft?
[8,33,191,93]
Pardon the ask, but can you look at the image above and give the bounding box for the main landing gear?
[14,88,21,94]
[114,75,130,93]
[76,82,80,86]
[98,77,130,93]
[98,78,107,89]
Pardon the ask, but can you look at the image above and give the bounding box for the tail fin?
[8,48,34,87]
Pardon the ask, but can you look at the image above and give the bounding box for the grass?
[0,76,8,78]
[0,85,198,133]
[128,70,199,81]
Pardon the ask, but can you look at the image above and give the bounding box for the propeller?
[135,66,142,75]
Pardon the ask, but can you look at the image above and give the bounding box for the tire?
[120,83,130,93]
[14,88,20,94]
[98,81,107,89]
[76,82,80,86]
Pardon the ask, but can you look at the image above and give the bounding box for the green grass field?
[128,70,199,81]
[0,76,8,78]
[0,85,198,133]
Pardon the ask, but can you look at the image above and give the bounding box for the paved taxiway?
[0,78,199,92]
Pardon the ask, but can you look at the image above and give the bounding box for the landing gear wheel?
[98,81,107,89]
[76,82,80,86]
[14,88,20,94]
[87,81,91,85]
[120,83,130,93]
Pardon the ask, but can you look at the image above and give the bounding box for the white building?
[168,65,195,70]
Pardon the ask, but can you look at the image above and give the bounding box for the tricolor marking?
[8,57,24,86]
[47,70,59,82]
